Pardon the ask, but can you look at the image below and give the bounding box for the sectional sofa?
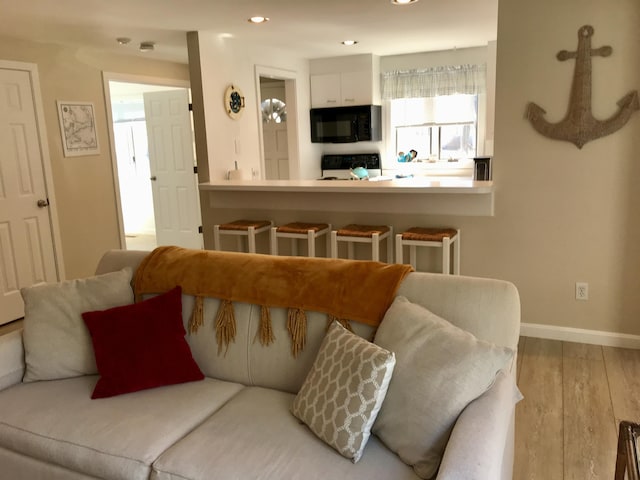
[0,247,521,480]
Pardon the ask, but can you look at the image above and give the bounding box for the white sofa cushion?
[373,296,515,480]
[292,322,395,462]
[152,386,419,480]
[0,376,244,480]
[21,268,134,382]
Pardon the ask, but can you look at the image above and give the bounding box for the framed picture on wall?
[57,101,100,157]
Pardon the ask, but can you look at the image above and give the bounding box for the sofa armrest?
[436,370,523,480]
[0,329,25,391]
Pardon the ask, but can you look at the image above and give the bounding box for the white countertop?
[199,177,494,216]
[200,177,493,194]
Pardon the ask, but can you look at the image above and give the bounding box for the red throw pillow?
[82,286,203,399]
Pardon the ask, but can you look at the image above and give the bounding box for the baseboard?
[521,323,640,350]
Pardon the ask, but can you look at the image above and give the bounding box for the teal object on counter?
[350,166,369,179]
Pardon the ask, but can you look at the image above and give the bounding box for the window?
[391,94,478,161]
[381,64,486,169]
[261,98,287,124]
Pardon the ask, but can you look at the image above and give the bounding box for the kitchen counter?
[199,178,494,216]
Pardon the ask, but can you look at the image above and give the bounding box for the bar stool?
[213,219,273,253]
[395,227,460,274]
[331,224,393,262]
[270,222,331,257]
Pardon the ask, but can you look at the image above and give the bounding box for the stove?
[320,153,382,180]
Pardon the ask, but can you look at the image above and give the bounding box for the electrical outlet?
[575,282,589,300]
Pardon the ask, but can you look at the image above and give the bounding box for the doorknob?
[37,199,49,208]
[150,176,157,181]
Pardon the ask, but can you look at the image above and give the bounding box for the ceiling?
[0,0,498,64]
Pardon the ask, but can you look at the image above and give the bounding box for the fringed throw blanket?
[134,246,413,357]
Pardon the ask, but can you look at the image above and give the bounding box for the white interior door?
[143,89,202,249]
[263,122,289,180]
[0,66,58,324]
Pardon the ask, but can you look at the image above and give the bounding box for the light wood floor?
[515,336,640,480]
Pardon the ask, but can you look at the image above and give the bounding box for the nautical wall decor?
[525,25,639,149]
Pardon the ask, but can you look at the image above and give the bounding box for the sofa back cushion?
[180,294,376,393]
[95,250,520,394]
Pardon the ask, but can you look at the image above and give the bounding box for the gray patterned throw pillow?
[291,321,395,462]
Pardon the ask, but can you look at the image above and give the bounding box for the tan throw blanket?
[134,246,413,356]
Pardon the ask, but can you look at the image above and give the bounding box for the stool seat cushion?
[276,222,329,234]
[219,220,272,231]
[337,224,391,238]
[401,227,458,242]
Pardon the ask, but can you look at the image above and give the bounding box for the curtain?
[382,64,486,100]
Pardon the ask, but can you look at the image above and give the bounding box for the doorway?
[254,66,300,180]
[103,74,202,251]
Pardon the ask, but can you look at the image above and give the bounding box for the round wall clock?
[224,84,245,119]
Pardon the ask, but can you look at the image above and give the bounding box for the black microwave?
[310,105,382,143]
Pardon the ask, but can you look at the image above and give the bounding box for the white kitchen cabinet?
[310,54,380,108]
[310,73,341,107]
[310,71,374,108]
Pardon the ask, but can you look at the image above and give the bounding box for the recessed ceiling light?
[391,0,419,4]
[139,41,155,52]
[116,37,131,45]
[342,40,358,46]
[248,16,270,24]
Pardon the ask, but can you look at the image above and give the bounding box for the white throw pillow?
[292,321,396,462]
[21,268,134,382]
[373,296,514,480]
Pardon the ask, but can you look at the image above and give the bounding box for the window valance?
[382,64,486,100]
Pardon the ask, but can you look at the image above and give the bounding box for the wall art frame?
[57,100,100,157]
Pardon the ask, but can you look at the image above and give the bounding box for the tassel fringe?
[256,305,275,346]
[327,315,353,332]
[215,299,237,356]
[287,308,307,358]
[188,295,204,334]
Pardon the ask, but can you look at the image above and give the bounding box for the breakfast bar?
[199,178,495,216]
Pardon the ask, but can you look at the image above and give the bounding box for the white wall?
[191,32,321,180]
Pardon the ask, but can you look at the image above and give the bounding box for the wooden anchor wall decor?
[525,25,639,149]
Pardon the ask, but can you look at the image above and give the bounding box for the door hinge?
[188,103,193,111]
[193,166,198,174]
[198,225,203,234]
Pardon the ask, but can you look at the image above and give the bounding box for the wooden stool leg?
[307,230,315,257]
[247,226,257,253]
[347,242,355,259]
[331,231,338,259]
[395,233,403,265]
[213,225,221,251]
[270,227,278,255]
[325,225,332,258]
[371,233,380,262]
[442,237,451,275]
[409,245,417,270]
[291,238,298,256]
[387,226,393,263]
[453,231,460,275]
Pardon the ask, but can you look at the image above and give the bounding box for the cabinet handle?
[344,98,355,102]
[326,99,337,104]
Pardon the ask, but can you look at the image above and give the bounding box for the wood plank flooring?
[515,337,640,480]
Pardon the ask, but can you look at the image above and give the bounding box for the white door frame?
[254,65,300,179]
[102,72,191,249]
[0,59,65,281]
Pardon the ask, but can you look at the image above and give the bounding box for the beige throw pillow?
[292,321,395,462]
[21,268,134,382]
[373,296,514,480]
